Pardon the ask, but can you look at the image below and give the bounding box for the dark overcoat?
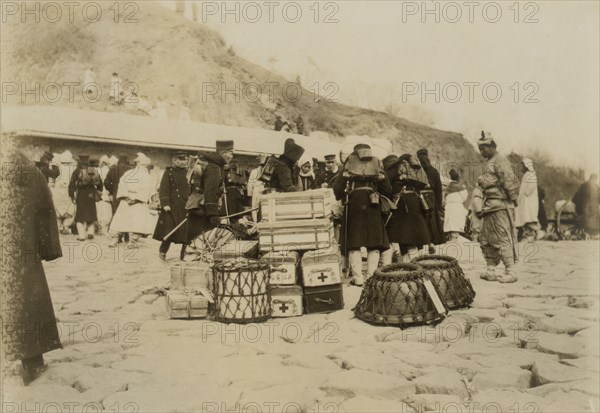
[186,152,224,242]
[269,155,298,192]
[104,162,133,214]
[1,150,62,361]
[334,175,392,253]
[422,164,446,244]
[386,178,431,248]
[153,167,190,244]
[68,167,103,223]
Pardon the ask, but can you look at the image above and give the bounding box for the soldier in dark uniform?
[417,148,446,249]
[319,154,340,188]
[153,151,191,260]
[268,138,305,192]
[333,144,391,286]
[221,158,246,222]
[35,151,60,183]
[186,140,233,242]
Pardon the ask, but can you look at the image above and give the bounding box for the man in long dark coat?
[1,147,62,385]
[186,141,232,243]
[268,138,304,192]
[333,144,391,286]
[68,155,103,241]
[35,151,60,183]
[104,154,133,245]
[153,152,190,260]
[381,154,431,264]
[417,148,446,248]
[572,173,600,235]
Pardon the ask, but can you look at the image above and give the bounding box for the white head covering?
[298,153,313,168]
[134,152,152,167]
[99,155,110,166]
[522,157,535,172]
[108,155,119,166]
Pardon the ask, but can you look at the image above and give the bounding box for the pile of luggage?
[165,188,346,321]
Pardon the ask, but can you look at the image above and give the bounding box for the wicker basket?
[411,255,475,309]
[354,262,448,328]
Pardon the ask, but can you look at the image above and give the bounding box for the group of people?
[48,132,532,287]
[274,113,307,135]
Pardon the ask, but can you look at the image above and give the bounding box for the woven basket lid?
[412,254,458,268]
[373,262,424,279]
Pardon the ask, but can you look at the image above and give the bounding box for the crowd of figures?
[54,133,546,287]
[34,133,599,282]
[5,131,600,386]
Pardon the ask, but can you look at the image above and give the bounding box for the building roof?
[1,105,342,158]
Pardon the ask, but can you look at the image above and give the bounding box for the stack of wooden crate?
[165,262,213,319]
[257,189,344,316]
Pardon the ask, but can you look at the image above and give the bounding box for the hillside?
[0,1,585,213]
[0,2,478,165]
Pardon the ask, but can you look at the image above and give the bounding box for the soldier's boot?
[365,250,380,283]
[479,266,498,281]
[498,264,518,283]
[348,250,364,287]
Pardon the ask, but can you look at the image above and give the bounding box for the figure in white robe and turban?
[515,158,540,241]
[109,153,156,245]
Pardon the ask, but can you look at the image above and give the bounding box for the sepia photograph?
[0,1,599,412]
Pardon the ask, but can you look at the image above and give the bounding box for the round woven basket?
[354,262,447,328]
[212,259,271,324]
[411,255,475,309]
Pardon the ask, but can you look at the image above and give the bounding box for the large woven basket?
[411,255,475,309]
[212,259,271,324]
[354,262,448,328]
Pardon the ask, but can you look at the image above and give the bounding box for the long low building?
[1,105,344,170]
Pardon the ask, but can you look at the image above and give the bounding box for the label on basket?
[423,279,447,315]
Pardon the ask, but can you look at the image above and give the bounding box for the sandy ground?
[2,235,599,413]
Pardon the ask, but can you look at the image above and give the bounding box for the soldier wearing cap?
[35,151,60,183]
[186,140,232,242]
[318,154,339,188]
[333,144,391,286]
[477,132,520,283]
[153,151,190,260]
